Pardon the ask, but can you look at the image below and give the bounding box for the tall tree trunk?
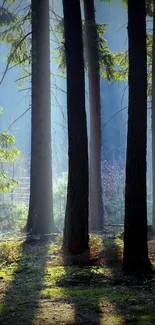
[123,0,152,275]
[62,0,89,255]
[152,0,155,230]
[83,0,103,231]
[27,0,57,234]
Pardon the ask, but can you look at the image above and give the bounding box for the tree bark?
[62,0,89,255]
[27,0,57,234]
[123,0,152,275]
[152,0,155,230]
[83,0,104,231]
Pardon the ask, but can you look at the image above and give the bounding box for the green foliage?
[0,1,31,86]
[110,33,153,98]
[0,7,16,26]
[0,240,22,264]
[0,131,20,163]
[96,23,115,80]
[0,171,18,192]
[0,126,20,192]
[0,172,67,233]
[53,18,114,80]
[53,19,66,72]
[110,50,128,81]
[0,202,28,231]
[146,33,153,98]
[55,0,153,85]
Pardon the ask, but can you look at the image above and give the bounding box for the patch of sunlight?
[91,265,113,276]
[40,287,65,299]
[44,265,99,285]
[89,233,103,245]
[151,260,155,266]
[99,300,125,324]
[33,301,75,325]
[0,262,19,281]
[114,238,123,249]
[54,286,123,305]
[44,266,66,284]
[48,242,61,253]
[0,241,23,264]
[100,314,125,324]
[40,286,110,301]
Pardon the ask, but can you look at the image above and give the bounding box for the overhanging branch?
[0,31,31,86]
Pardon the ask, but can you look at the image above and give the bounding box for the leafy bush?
[0,241,21,264]
[0,203,28,232]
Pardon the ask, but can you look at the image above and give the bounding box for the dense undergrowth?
[0,234,155,324]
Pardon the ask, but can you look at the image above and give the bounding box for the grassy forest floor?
[0,234,155,325]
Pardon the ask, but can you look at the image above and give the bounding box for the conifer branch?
[0,31,31,86]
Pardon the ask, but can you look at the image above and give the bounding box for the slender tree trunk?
[62,0,89,255]
[123,0,152,275]
[152,0,155,230]
[27,0,57,234]
[83,0,103,231]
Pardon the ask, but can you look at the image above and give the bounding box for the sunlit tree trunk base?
[25,216,60,235]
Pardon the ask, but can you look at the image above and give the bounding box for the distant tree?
[83,0,103,231]
[26,0,58,234]
[123,0,152,275]
[62,0,89,255]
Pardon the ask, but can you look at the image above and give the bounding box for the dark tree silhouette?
[62,0,89,255]
[123,0,152,275]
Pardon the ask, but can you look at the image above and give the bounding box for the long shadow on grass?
[0,238,50,325]
[57,248,116,325]
[56,237,155,324]
[103,236,155,324]
[62,258,102,324]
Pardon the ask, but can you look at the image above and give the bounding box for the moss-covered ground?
[0,234,155,324]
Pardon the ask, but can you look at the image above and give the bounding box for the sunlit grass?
[0,235,155,324]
